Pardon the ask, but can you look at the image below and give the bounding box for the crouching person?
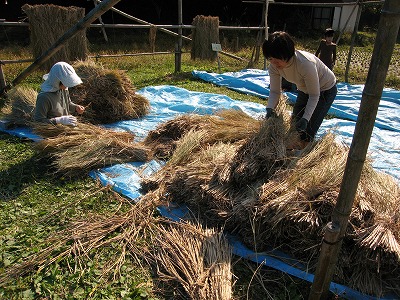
[34,62,85,126]
[263,31,337,149]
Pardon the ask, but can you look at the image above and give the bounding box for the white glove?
[54,115,77,126]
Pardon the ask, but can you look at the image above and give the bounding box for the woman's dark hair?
[262,31,295,62]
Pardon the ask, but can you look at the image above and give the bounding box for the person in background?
[262,31,337,149]
[315,28,337,70]
[34,61,85,126]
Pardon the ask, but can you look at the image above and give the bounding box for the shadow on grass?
[0,135,52,201]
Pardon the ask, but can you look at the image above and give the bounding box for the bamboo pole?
[309,0,400,299]
[0,0,122,95]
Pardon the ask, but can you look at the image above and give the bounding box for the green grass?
[0,134,155,299]
[0,31,398,299]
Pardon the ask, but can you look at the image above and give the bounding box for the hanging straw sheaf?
[32,122,151,177]
[2,86,37,127]
[69,60,150,124]
[22,4,87,70]
[191,15,220,61]
[150,220,232,300]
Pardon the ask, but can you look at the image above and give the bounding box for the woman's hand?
[75,105,85,114]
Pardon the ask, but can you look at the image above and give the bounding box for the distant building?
[271,0,361,32]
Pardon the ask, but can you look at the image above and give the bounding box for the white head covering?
[40,62,82,92]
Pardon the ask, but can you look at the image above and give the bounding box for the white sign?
[211,43,222,52]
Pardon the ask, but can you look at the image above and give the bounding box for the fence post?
[0,63,6,92]
[175,0,183,73]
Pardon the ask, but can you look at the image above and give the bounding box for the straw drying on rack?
[22,4,88,71]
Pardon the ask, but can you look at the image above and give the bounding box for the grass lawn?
[0,29,399,299]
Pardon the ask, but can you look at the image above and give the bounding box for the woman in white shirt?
[262,31,337,148]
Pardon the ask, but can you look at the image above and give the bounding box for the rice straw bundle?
[141,129,241,218]
[3,86,37,127]
[144,109,260,159]
[33,122,150,177]
[191,15,220,61]
[150,220,232,299]
[22,4,87,70]
[149,25,157,53]
[69,60,150,124]
[170,136,240,211]
[205,109,261,142]
[217,97,290,186]
[144,114,206,159]
[141,129,213,204]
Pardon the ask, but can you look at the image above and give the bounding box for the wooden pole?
[264,0,270,69]
[175,0,183,73]
[95,0,245,62]
[309,0,400,299]
[95,0,192,42]
[0,63,6,91]
[255,1,267,63]
[93,0,109,42]
[0,0,122,95]
[344,1,362,83]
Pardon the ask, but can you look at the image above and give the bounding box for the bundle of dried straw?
[33,122,151,177]
[22,4,87,71]
[140,105,400,297]
[191,15,220,61]
[150,220,232,299]
[2,86,37,127]
[70,60,150,124]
